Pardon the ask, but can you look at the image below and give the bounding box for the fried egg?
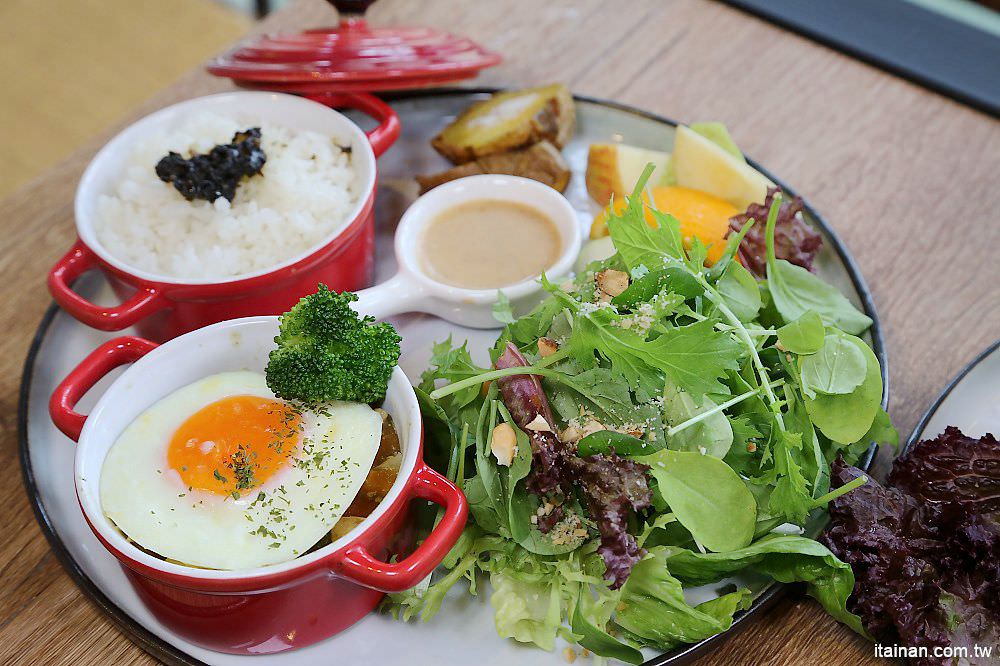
[100,371,383,570]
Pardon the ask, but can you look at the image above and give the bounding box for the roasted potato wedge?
[431,84,575,163]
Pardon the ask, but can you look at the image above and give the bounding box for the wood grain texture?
[1,1,997,664]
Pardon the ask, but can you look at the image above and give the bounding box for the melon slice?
[672,125,773,210]
[585,143,672,205]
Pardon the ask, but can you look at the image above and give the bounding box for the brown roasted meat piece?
[416,140,571,193]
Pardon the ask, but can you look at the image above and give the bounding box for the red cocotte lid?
[206,0,501,93]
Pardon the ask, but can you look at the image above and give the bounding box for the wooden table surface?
[1,1,997,664]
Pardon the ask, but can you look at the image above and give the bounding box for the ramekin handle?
[49,336,159,441]
[48,241,166,331]
[352,272,429,321]
[306,92,400,158]
[330,463,468,592]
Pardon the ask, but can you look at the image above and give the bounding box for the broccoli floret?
[265,285,402,404]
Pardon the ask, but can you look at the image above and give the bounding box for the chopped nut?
[579,419,606,438]
[563,647,577,663]
[491,422,518,466]
[525,414,552,432]
[595,268,630,297]
[747,441,758,453]
[560,425,582,443]
[581,649,591,657]
[537,336,559,357]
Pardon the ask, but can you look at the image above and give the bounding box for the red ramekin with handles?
[48,316,467,654]
[48,91,400,342]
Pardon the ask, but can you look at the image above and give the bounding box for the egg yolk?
[168,396,301,497]
[590,186,740,265]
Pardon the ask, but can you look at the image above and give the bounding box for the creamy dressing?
[420,199,562,289]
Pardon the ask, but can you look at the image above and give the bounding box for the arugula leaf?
[783,385,830,501]
[777,310,825,354]
[642,320,743,400]
[468,391,508,535]
[640,449,756,551]
[503,294,566,348]
[542,364,637,425]
[421,337,486,410]
[563,302,742,401]
[799,333,866,398]
[385,526,487,622]
[607,170,686,271]
[492,291,516,325]
[763,428,814,524]
[612,267,703,307]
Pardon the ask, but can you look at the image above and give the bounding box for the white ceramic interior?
[74,316,421,580]
[353,174,582,328]
[913,342,1000,443]
[74,92,378,285]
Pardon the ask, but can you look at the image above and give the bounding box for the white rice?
[93,112,359,280]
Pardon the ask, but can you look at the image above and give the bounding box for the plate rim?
[17,86,887,666]
[904,337,1000,452]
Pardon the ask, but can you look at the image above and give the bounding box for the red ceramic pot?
[49,317,467,654]
[48,91,400,342]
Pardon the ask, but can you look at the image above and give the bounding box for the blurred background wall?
[0,0,251,198]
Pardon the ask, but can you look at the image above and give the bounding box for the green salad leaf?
[804,332,883,444]
[662,533,867,635]
[612,267,703,307]
[490,572,563,650]
[776,310,825,354]
[799,333,866,398]
[763,195,872,335]
[715,261,761,322]
[614,548,753,649]
[385,157,889,661]
[662,381,734,457]
[577,429,660,457]
[642,449,756,552]
[572,592,644,664]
